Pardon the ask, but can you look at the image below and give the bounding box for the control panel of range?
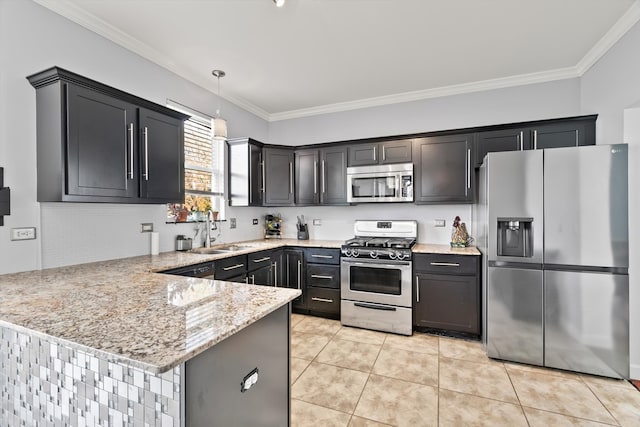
[340,247,413,260]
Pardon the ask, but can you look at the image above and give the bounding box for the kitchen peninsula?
[0,249,301,426]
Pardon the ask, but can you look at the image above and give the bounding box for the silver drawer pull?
[222,263,245,271]
[311,297,334,303]
[252,257,270,263]
[310,274,333,279]
[311,254,333,259]
[430,262,460,267]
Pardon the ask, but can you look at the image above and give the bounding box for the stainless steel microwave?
[347,163,414,203]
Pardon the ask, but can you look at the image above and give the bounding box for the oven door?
[340,257,412,308]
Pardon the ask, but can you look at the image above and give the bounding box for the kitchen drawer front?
[306,264,340,289]
[307,288,340,314]
[248,250,274,271]
[215,254,248,280]
[304,248,340,265]
[414,254,478,275]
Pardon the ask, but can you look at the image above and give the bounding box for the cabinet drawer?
[414,254,478,275]
[306,264,340,289]
[307,288,340,314]
[248,250,273,271]
[215,254,248,280]
[304,248,340,265]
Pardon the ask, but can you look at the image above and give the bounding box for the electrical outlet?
[141,223,154,232]
[252,218,258,225]
[230,218,237,229]
[11,227,36,241]
[313,219,321,226]
[434,219,446,227]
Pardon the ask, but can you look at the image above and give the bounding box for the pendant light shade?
[212,69,228,141]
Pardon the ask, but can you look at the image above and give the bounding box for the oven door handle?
[354,302,397,311]
[342,259,412,267]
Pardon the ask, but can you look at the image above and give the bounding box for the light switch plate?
[11,227,36,240]
[230,218,237,229]
[434,219,446,227]
[141,223,154,232]
[252,218,258,225]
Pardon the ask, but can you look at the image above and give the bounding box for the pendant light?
[273,0,285,7]
[212,69,227,141]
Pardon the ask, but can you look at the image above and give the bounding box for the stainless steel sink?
[188,245,255,255]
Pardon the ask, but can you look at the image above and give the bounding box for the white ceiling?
[35,0,640,121]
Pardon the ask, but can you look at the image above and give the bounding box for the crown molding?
[269,67,580,121]
[575,0,640,75]
[34,0,640,123]
[32,0,272,121]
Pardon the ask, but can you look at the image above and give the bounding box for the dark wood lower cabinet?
[413,254,480,337]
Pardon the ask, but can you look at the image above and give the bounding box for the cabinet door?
[414,134,473,203]
[531,119,595,150]
[264,148,295,206]
[295,149,319,205]
[414,272,479,334]
[66,84,138,199]
[249,264,273,286]
[348,143,378,166]
[380,139,412,164]
[138,108,184,202]
[320,146,348,205]
[284,249,305,309]
[249,143,263,206]
[475,128,529,167]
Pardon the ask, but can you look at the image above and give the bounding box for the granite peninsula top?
[0,238,479,374]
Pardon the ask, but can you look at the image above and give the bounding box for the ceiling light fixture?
[273,0,285,7]
[211,69,227,142]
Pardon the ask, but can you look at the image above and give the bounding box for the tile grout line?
[502,363,531,426]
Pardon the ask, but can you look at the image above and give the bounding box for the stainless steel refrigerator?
[479,144,629,378]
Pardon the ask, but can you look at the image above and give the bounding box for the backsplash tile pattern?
[0,326,181,426]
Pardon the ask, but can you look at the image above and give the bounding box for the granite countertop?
[412,243,481,256]
[0,245,304,374]
[0,238,478,374]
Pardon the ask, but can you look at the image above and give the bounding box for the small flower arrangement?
[451,215,472,247]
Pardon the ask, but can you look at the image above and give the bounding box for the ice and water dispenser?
[497,217,533,257]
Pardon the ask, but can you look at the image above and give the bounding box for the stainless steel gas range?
[340,220,417,335]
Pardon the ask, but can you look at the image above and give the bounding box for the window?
[167,102,225,222]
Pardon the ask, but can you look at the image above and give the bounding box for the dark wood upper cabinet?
[530,118,595,150]
[475,128,529,167]
[413,134,473,204]
[138,108,184,202]
[295,146,348,206]
[295,149,319,205]
[28,66,188,203]
[347,139,412,166]
[228,138,263,206]
[263,147,295,206]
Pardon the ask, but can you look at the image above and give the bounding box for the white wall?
[0,0,268,272]
[581,19,640,380]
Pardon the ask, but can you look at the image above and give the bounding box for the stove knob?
[369,250,378,259]
[352,249,359,257]
[396,251,405,260]
[341,248,349,256]
[388,251,396,260]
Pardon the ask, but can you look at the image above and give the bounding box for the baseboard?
[630,363,640,380]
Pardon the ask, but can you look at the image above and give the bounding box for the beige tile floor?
[289,314,640,427]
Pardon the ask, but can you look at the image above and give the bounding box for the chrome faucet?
[204,210,216,247]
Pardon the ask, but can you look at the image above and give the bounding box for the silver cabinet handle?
[574,129,579,146]
[466,148,471,190]
[373,145,377,161]
[313,160,317,194]
[261,160,266,193]
[311,254,333,259]
[416,275,420,302]
[297,260,301,290]
[321,160,326,194]
[311,297,333,303]
[382,145,386,161]
[245,276,249,284]
[310,274,333,280]
[143,127,149,180]
[252,257,271,263]
[289,162,293,194]
[128,123,134,179]
[251,275,255,285]
[430,262,460,267]
[533,130,538,150]
[519,131,524,151]
[222,263,245,271]
[274,261,278,287]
